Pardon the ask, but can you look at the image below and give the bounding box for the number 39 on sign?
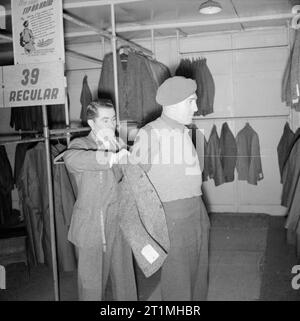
[2,61,65,108]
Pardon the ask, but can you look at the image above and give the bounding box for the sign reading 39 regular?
[2,61,65,107]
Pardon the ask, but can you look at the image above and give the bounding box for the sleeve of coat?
[206,134,216,179]
[64,138,113,173]
[249,133,264,185]
[98,54,115,102]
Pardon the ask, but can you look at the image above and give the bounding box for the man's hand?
[110,149,130,166]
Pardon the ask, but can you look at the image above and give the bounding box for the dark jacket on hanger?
[10,102,67,131]
[10,106,43,131]
[236,123,263,185]
[80,75,93,125]
[219,122,237,183]
[195,58,215,116]
[175,58,215,116]
[0,146,14,226]
[282,127,300,174]
[277,122,294,183]
[206,125,224,186]
[14,142,37,185]
[281,128,300,207]
[98,51,170,126]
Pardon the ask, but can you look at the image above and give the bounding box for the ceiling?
[63,0,294,42]
[0,0,297,64]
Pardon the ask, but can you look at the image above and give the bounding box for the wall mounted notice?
[2,61,65,107]
[12,0,65,64]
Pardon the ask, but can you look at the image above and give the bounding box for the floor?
[0,213,299,301]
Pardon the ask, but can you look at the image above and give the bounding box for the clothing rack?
[0,137,45,146]
[179,44,289,56]
[66,67,102,72]
[193,114,290,121]
[0,134,76,146]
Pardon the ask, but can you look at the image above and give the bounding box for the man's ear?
[87,119,94,130]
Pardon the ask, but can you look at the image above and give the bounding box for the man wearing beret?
[130,76,210,301]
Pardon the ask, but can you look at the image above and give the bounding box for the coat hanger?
[53,150,65,165]
[119,46,130,62]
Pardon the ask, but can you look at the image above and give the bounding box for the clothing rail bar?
[66,67,102,72]
[180,44,289,55]
[0,137,45,146]
[0,130,40,137]
[193,114,289,121]
[50,127,91,135]
[0,131,88,145]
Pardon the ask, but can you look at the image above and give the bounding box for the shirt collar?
[160,112,186,132]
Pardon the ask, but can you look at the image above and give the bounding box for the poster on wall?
[11,0,65,64]
[2,61,65,107]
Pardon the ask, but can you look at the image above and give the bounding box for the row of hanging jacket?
[278,123,300,257]
[98,49,171,126]
[0,146,14,226]
[10,96,70,131]
[175,58,215,116]
[198,122,263,186]
[282,29,300,111]
[15,141,77,271]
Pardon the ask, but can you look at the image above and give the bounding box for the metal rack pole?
[180,44,289,56]
[0,137,45,146]
[151,29,156,59]
[42,105,60,302]
[176,29,181,65]
[63,84,71,146]
[50,127,90,135]
[63,11,152,56]
[111,3,120,127]
[66,67,102,72]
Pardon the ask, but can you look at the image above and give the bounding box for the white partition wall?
[136,27,291,215]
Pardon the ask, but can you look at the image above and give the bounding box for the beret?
[156,76,197,106]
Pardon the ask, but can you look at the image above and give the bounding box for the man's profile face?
[175,93,198,125]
